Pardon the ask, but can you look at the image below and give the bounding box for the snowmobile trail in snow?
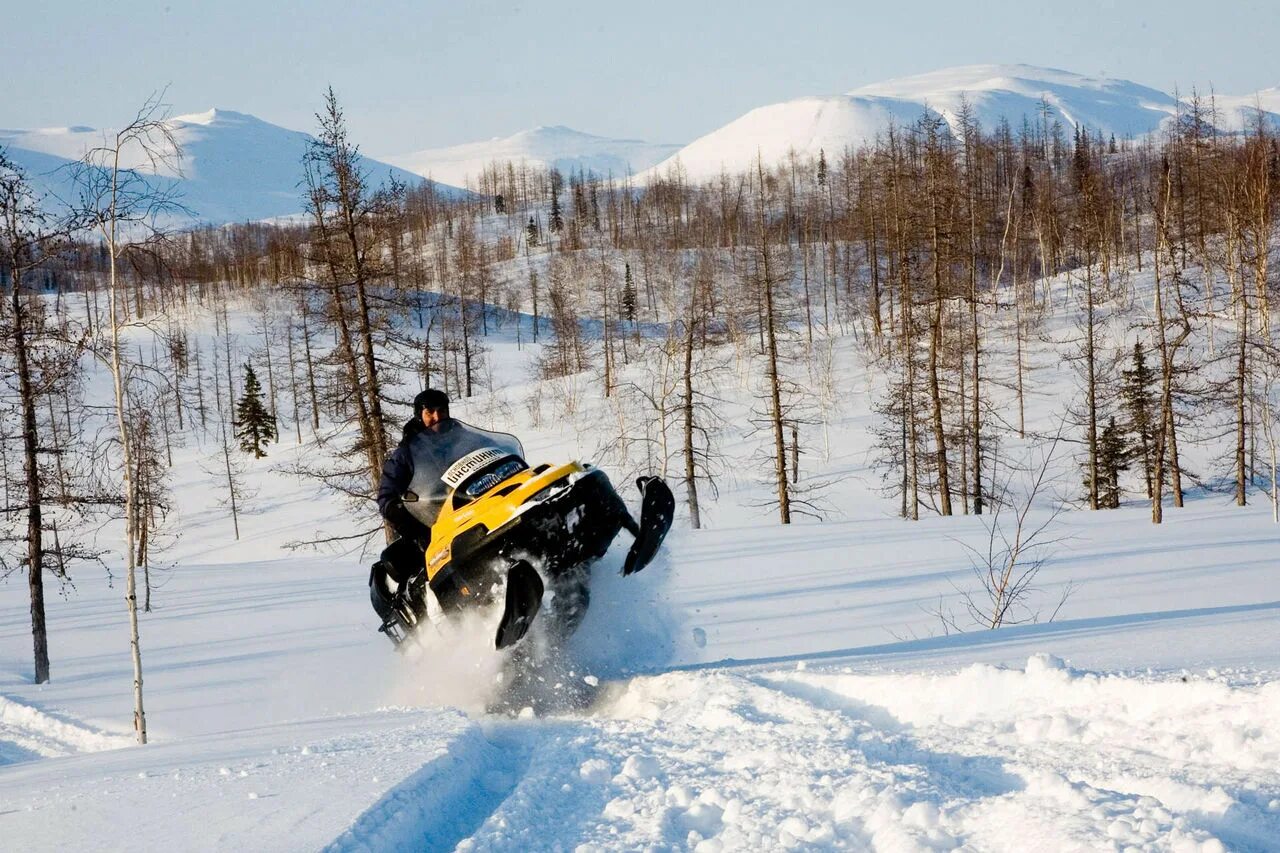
[360,652,1280,849]
[323,724,535,853]
[336,658,1280,851]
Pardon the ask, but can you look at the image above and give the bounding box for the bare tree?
[200,413,255,540]
[127,386,172,612]
[0,149,89,683]
[751,156,794,523]
[282,89,436,550]
[72,91,185,744]
[679,253,727,528]
[954,436,1069,630]
[1256,349,1280,522]
[921,118,956,516]
[1149,160,1192,524]
[301,87,396,495]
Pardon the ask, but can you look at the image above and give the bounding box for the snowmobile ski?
[494,560,545,649]
[622,476,676,576]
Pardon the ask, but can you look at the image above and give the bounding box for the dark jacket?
[377,416,525,546]
[376,417,442,546]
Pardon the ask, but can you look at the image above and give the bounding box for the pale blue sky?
[5,0,1278,155]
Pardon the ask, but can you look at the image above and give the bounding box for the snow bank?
[772,653,1280,774]
[529,656,1277,851]
[0,694,132,764]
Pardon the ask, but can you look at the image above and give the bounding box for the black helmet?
[413,388,450,418]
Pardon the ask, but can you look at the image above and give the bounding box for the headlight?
[464,459,525,498]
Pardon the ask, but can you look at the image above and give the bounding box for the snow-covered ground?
[3,279,1280,851]
[3,498,1277,851]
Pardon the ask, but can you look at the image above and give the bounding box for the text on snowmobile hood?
[441,447,510,489]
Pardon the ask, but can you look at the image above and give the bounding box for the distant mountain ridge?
[384,125,680,187]
[0,109,464,227]
[641,64,1280,182]
[6,65,1279,221]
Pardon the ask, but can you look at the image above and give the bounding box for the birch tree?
[72,92,185,744]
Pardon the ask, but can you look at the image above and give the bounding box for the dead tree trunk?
[755,159,791,524]
[1085,259,1100,510]
[10,272,50,683]
[681,310,701,530]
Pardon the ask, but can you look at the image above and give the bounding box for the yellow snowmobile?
[379,426,675,650]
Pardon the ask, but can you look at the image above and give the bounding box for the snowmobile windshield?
[403,421,525,527]
[425,423,524,486]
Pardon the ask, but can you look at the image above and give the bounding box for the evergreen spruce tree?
[549,189,563,233]
[495,193,505,214]
[1121,342,1157,497]
[817,148,828,188]
[1100,416,1130,508]
[235,363,277,458]
[549,168,564,233]
[526,216,539,247]
[1083,416,1130,509]
[621,262,637,324]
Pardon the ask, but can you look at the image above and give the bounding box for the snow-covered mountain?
[643,64,1280,183]
[1207,86,1280,132]
[0,109,464,226]
[852,64,1182,136]
[385,125,680,187]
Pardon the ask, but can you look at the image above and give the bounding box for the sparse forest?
[2,89,1278,706]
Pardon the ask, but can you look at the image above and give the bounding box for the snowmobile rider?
[368,388,457,625]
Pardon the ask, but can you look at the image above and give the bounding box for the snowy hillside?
[641,93,935,183]
[0,109,463,225]
[385,125,680,187]
[644,64,1280,183]
[2,257,1280,849]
